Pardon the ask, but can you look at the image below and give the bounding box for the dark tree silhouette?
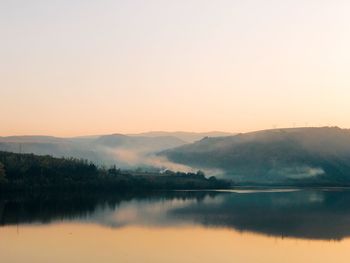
[0,161,6,184]
[0,151,231,192]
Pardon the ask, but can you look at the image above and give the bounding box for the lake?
[1,189,350,263]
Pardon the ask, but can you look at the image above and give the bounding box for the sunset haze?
[1,0,350,136]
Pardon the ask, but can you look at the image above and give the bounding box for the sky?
[1,0,350,137]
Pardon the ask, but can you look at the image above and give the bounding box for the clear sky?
[1,0,350,136]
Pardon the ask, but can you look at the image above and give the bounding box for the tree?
[196,170,205,178]
[0,151,231,190]
[0,162,6,183]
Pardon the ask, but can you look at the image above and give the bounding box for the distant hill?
[129,131,235,143]
[0,135,107,165]
[0,134,186,167]
[0,151,230,191]
[95,134,186,151]
[161,127,350,185]
[0,131,231,168]
[0,135,68,144]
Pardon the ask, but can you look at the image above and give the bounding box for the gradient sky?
[1,0,350,136]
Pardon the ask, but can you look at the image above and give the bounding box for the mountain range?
[0,131,232,168]
[161,127,350,185]
[3,127,350,185]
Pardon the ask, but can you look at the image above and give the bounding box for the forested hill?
[161,127,350,185]
[0,151,230,191]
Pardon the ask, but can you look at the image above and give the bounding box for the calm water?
[2,189,350,263]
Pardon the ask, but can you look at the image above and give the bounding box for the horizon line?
[0,126,345,138]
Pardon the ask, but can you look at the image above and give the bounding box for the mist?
[161,127,350,184]
[0,132,228,177]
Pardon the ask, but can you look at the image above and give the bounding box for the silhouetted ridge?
[0,151,231,191]
[161,127,350,185]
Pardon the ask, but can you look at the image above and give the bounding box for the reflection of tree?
[2,190,350,241]
[0,191,215,226]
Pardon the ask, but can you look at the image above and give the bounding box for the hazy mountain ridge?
[0,134,185,167]
[161,127,350,185]
[0,132,229,169]
[95,134,186,151]
[128,131,235,143]
[4,127,350,186]
[0,136,70,144]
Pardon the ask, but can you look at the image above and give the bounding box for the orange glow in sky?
[1,1,350,136]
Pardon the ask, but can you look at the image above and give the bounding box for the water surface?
[1,189,350,262]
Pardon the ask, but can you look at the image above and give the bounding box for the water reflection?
[2,189,350,240]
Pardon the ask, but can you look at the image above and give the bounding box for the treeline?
[0,151,231,192]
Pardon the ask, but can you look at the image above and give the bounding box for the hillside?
[161,127,350,185]
[0,151,230,191]
[0,134,187,167]
[95,134,186,151]
[129,131,235,143]
[0,132,232,169]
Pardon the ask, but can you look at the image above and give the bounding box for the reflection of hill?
[171,190,350,240]
[2,190,350,241]
[0,191,213,226]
